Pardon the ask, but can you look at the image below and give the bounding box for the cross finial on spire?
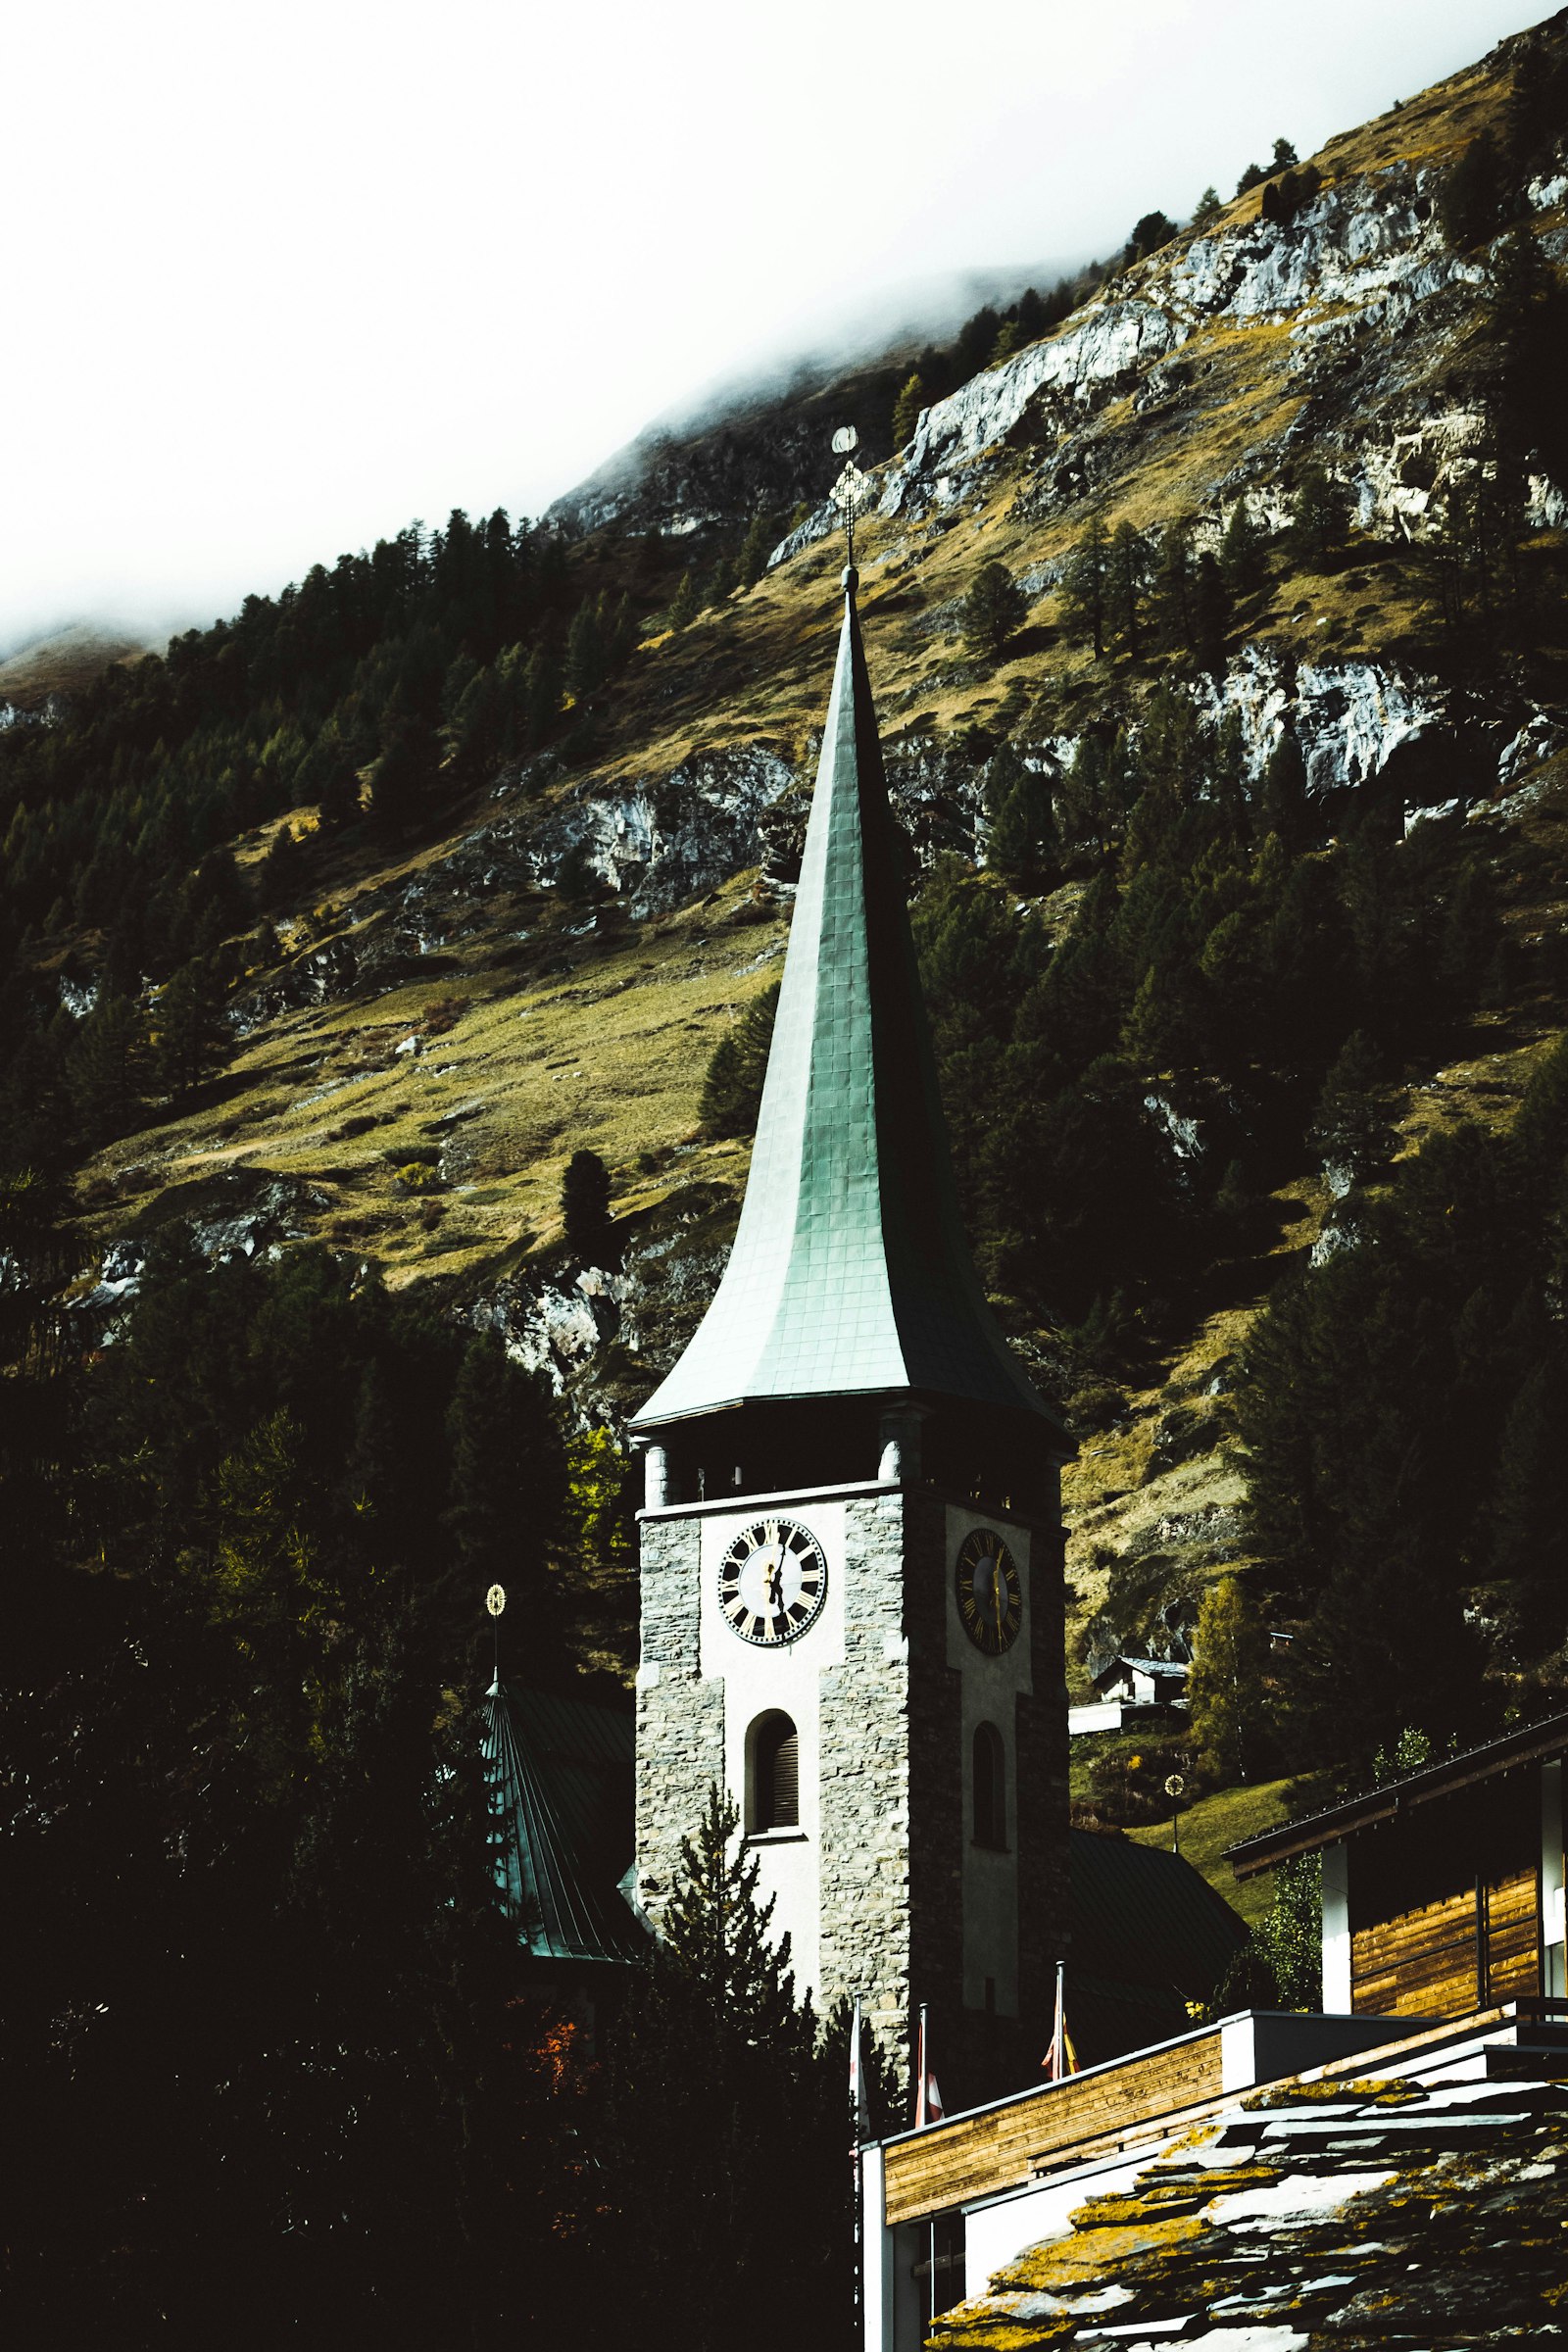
[830,425,868,577]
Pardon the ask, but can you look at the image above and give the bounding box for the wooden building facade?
[1227,1712,1568,2020]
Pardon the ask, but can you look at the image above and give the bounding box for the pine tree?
[564,594,606,700]
[1152,523,1195,657]
[523,643,562,748]
[302,720,364,827]
[984,745,1058,885]
[1260,729,1310,851]
[1254,1855,1322,2008]
[1219,498,1269,600]
[445,1329,565,1606]
[1438,858,1500,1006]
[891,369,925,448]
[1191,186,1222,226]
[1060,515,1110,658]
[738,512,775,589]
[68,990,148,1145]
[1126,210,1178,263]
[1489,228,1568,484]
[1287,463,1350,569]
[666,568,699,632]
[446,661,503,777]
[1491,1351,1568,1619]
[370,719,439,834]
[1439,128,1502,249]
[1309,1030,1400,1188]
[564,1422,635,1574]
[1187,1576,1274,1784]
[561,1147,614,1265]
[600,1788,850,2352]
[1109,519,1152,657]
[258,821,305,908]
[963,560,1028,662]
[703,554,738,610]
[155,956,229,1098]
[700,982,780,1139]
[1191,550,1232,672]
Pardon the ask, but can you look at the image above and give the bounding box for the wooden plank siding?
[1349,1775,1542,2020]
[882,2030,1223,2226]
[1486,1866,1541,2002]
[1353,1887,1487,2018]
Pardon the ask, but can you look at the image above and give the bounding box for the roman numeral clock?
[718,1517,828,1645]
[627,545,1070,2113]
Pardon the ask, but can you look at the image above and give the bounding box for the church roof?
[1066,1830,1249,2065]
[482,1680,645,1967]
[632,571,1054,1434]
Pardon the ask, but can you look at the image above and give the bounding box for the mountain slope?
[10,11,1568,1692]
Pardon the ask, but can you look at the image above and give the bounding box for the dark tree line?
[0,505,683,1179]
[703,691,1507,1359]
[0,1207,890,2344]
[1236,1035,1568,1772]
[0,1226,581,2343]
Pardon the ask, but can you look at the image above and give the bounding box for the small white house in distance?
[1068,1655,1189,1736]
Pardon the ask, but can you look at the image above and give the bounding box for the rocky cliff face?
[72,17,1568,1692]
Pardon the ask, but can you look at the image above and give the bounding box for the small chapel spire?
[631,437,1057,1447]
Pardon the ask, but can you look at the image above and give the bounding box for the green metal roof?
[632,574,1052,1432]
[483,1681,645,1967]
[1067,1829,1249,2063]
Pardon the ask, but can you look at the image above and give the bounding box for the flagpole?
[916,2000,933,2333]
[850,1994,864,2349]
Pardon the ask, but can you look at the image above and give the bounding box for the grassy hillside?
[6,14,1568,1720]
[1127,1779,1293,1932]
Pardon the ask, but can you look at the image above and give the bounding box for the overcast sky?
[0,0,1540,653]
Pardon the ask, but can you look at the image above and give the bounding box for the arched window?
[973,1721,1006,1849]
[748,1711,800,1833]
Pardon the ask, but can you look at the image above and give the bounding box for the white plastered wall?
[1321,1839,1352,2012]
[944,1502,1034,2017]
[698,1498,849,2003]
[1544,1759,1565,2001]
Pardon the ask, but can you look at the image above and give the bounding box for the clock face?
[956,1527,1023,1656]
[717,1516,827,1646]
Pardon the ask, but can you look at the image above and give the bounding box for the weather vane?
[830,425,869,571]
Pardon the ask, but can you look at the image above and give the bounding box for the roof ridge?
[632,570,1054,1432]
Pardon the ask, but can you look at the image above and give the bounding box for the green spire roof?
[632,572,1051,1432]
[483,1681,645,1967]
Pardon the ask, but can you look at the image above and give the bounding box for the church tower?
[629,564,1070,2107]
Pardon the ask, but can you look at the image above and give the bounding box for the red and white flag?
[913,2003,945,2128]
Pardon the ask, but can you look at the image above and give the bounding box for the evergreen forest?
[5,16,1568,2343]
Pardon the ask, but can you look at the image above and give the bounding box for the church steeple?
[631,568,1054,1440]
[630,525,1070,2113]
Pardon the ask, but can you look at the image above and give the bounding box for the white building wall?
[697,1498,850,2003]
[944,1502,1034,2018]
[1321,1839,1352,2012]
[1544,1759,1565,2001]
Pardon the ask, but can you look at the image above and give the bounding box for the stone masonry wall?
[634,1481,1069,2112]
[817,1492,915,2075]
[634,1513,723,1926]
[906,1490,969,2096]
[1015,1502,1071,2078]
